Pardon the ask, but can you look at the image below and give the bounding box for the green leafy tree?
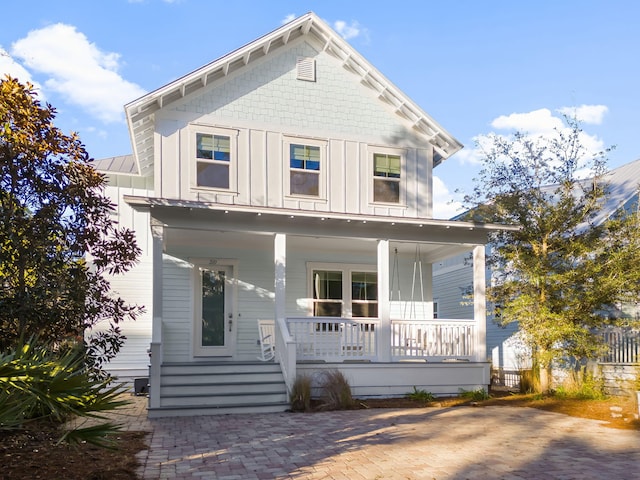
[464,118,640,391]
[0,76,141,372]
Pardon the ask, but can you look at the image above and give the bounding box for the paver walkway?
[115,395,640,479]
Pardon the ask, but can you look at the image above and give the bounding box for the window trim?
[368,145,406,206]
[306,262,377,318]
[190,124,238,193]
[284,137,327,200]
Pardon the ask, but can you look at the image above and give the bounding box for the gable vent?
[296,57,316,82]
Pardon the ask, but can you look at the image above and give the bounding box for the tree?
[464,118,640,391]
[0,76,142,373]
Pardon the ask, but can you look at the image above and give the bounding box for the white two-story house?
[96,12,512,417]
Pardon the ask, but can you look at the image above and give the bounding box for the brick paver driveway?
[120,396,640,479]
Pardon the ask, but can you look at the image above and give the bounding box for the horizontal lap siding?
[162,257,193,362]
[101,181,153,380]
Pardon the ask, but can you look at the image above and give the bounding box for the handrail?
[274,317,297,396]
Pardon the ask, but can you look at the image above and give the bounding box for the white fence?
[601,328,639,364]
[285,317,476,362]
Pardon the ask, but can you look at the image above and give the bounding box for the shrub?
[458,387,490,401]
[0,339,128,446]
[519,369,540,394]
[318,370,353,410]
[290,373,312,412]
[406,386,435,403]
[553,368,606,400]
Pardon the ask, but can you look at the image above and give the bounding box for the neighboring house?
[434,158,640,388]
[95,12,511,417]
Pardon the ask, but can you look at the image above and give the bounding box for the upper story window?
[373,152,401,203]
[196,133,231,189]
[285,137,326,199]
[290,144,320,196]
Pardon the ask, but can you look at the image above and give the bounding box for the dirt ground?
[2,391,638,480]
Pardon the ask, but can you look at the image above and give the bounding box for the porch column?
[274,233,286,324]
[473,245,487,362]
[149,220,164,409]
[377,239,391,362]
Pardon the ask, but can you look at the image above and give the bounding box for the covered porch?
[127,197,508,409]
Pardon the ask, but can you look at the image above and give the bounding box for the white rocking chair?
[257,319,276,361]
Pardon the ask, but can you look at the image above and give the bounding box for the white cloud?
[491,108,564,135]
[432,175,465,219]
[333,20,362,40]
[455,107,607,182]
[0,47,44,95]
[10,23,146,123]
[282,14,296,24]
[558,104,608,125]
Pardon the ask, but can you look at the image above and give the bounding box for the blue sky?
[1,0,638,217]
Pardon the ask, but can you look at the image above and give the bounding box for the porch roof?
[125,195,517,259]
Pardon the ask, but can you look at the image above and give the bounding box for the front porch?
[130,199,507,415]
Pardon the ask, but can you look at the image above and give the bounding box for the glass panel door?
[195,264,234,356]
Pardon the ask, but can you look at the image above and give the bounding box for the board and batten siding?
[153,37,435,219]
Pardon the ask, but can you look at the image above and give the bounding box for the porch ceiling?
[126,195,517,261]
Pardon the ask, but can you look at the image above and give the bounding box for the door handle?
[228,313,233,332]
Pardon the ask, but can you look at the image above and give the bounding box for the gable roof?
[124,12,463,178]
[592,157,640,225]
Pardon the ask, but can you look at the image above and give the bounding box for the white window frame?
[284,136,327,200]
[369,145,406,206]
[306,262,377,318]
[190,124,238,193]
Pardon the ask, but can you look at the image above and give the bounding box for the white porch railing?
[391,319,476,360]
[285,317,476,362]
[287,318,379,361]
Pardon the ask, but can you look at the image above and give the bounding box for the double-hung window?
[195,132,232,189]
[290,143,320,196]
[310,264,378,319]
[373,152,401,203]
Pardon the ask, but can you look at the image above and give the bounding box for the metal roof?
[91,154,138,175]
[124,11,463,178]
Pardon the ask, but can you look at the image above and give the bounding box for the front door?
[194,262,236,356]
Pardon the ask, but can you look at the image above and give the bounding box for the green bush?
[290,373,312,412]
[458,387,490,401]
[318,370,353,410]
[406,386,435,403]
[0,339,128,446]
[553,368,606,400]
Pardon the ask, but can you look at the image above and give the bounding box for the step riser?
[148,404,288,417]
[161,384,286,395]
[160,393,288,407]
[156,362,289,415]
[162,363,280,375]
[161,372,284,385]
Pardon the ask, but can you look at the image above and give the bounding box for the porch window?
[290,144,320,196]
[351,272,378,317]
[311,265,378,318]
[373,152,401,203]
[196,133,231,189]
[312,270,342,316]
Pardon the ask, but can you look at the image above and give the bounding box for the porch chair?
[257,319,276,361]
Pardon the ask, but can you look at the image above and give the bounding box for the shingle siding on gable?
[176,41,411,144]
